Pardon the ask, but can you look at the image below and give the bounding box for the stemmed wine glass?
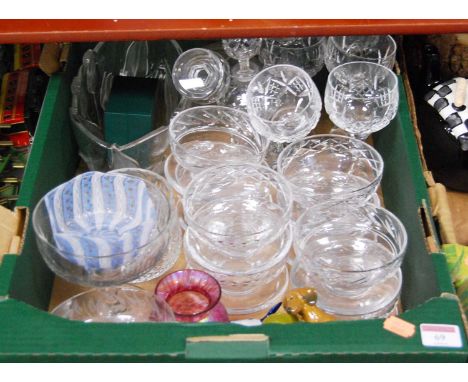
[222,38,262,111]
[324,62,399,140]
[246,64,322,165]
[222,38,262,82]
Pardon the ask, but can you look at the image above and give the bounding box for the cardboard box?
[0,44,466,361]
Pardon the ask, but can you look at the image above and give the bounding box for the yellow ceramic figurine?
[283,288,336,323]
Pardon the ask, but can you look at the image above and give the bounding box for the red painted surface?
[0,19,467,43]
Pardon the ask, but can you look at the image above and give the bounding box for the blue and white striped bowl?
[43,171,160,272]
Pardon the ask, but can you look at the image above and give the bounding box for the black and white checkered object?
[425,78,468,151]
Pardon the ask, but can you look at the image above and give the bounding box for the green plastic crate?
[0,44,467,362]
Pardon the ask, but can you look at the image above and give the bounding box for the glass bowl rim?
[326,61,399,101]
[277,134,384,199]
[294,202,408,273]
[182,163,293,240]
[328,35,397,61]
[169,105,270,167]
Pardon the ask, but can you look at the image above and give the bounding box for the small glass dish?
[325,35,397,72]
[169,106,269,173]
[313,269,402,320]
[183,163,292,256]
[33,171,173,287]
[292,202,407,299]
[259,37,326,78]
[246,64,322,143]
[50,285,176,323]
[172,48,230,104]
[277,134,384,216]
[155,269,229,322]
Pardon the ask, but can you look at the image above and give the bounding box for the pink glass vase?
[155,269,229,323]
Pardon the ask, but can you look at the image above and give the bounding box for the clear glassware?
[224,79,249,111]
[167,106,269,194]
[70,40,182,172]
[172,48,230,105]
[183,163,292,256]
[292,202,407,317]
[50,285,176,323]
[277,134,384,220]
[324,62,399,140]
[184,224,292,315]
[109,168,181,282]
[324,35,397,72]
[246,64,322,143]
[32,171,173,287]
[260,37,326,78]
[222,38,262,82]
[155,269,229,322]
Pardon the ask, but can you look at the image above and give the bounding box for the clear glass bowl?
[259,37,326,78]
[325,35,397,72]
[246,64,322,143]
[70,40,181,172]
[277,134,384,217]
[155,269,229,322]
[110,168,181,282]
[50,285,176,323]
[33,171,173,287]
[169,106,269,173]
[183,163,292,256]
[184,225,292,315]
[292,202,407,298]
[324,62,399,140]
[313,269,402,320]
[172,48,230,104]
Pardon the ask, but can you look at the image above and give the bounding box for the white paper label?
[179,78,205,90]
[420,324,463,348]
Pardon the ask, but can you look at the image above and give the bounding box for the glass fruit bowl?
[33,171,173,287]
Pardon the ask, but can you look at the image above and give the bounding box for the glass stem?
[351,131,371,141]
[238,58,251,74]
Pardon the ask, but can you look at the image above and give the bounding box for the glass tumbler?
[183,163,293,257]
[292,202,407,317]
[260,37,326,78]
[246,64,322,143]
[155,269,229,322]
[32,171,173,287]
[324,62,399,140]
[172,48,230,105]
[51,285,176,323]
[277,134,384,219]
[325,35,397,72]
